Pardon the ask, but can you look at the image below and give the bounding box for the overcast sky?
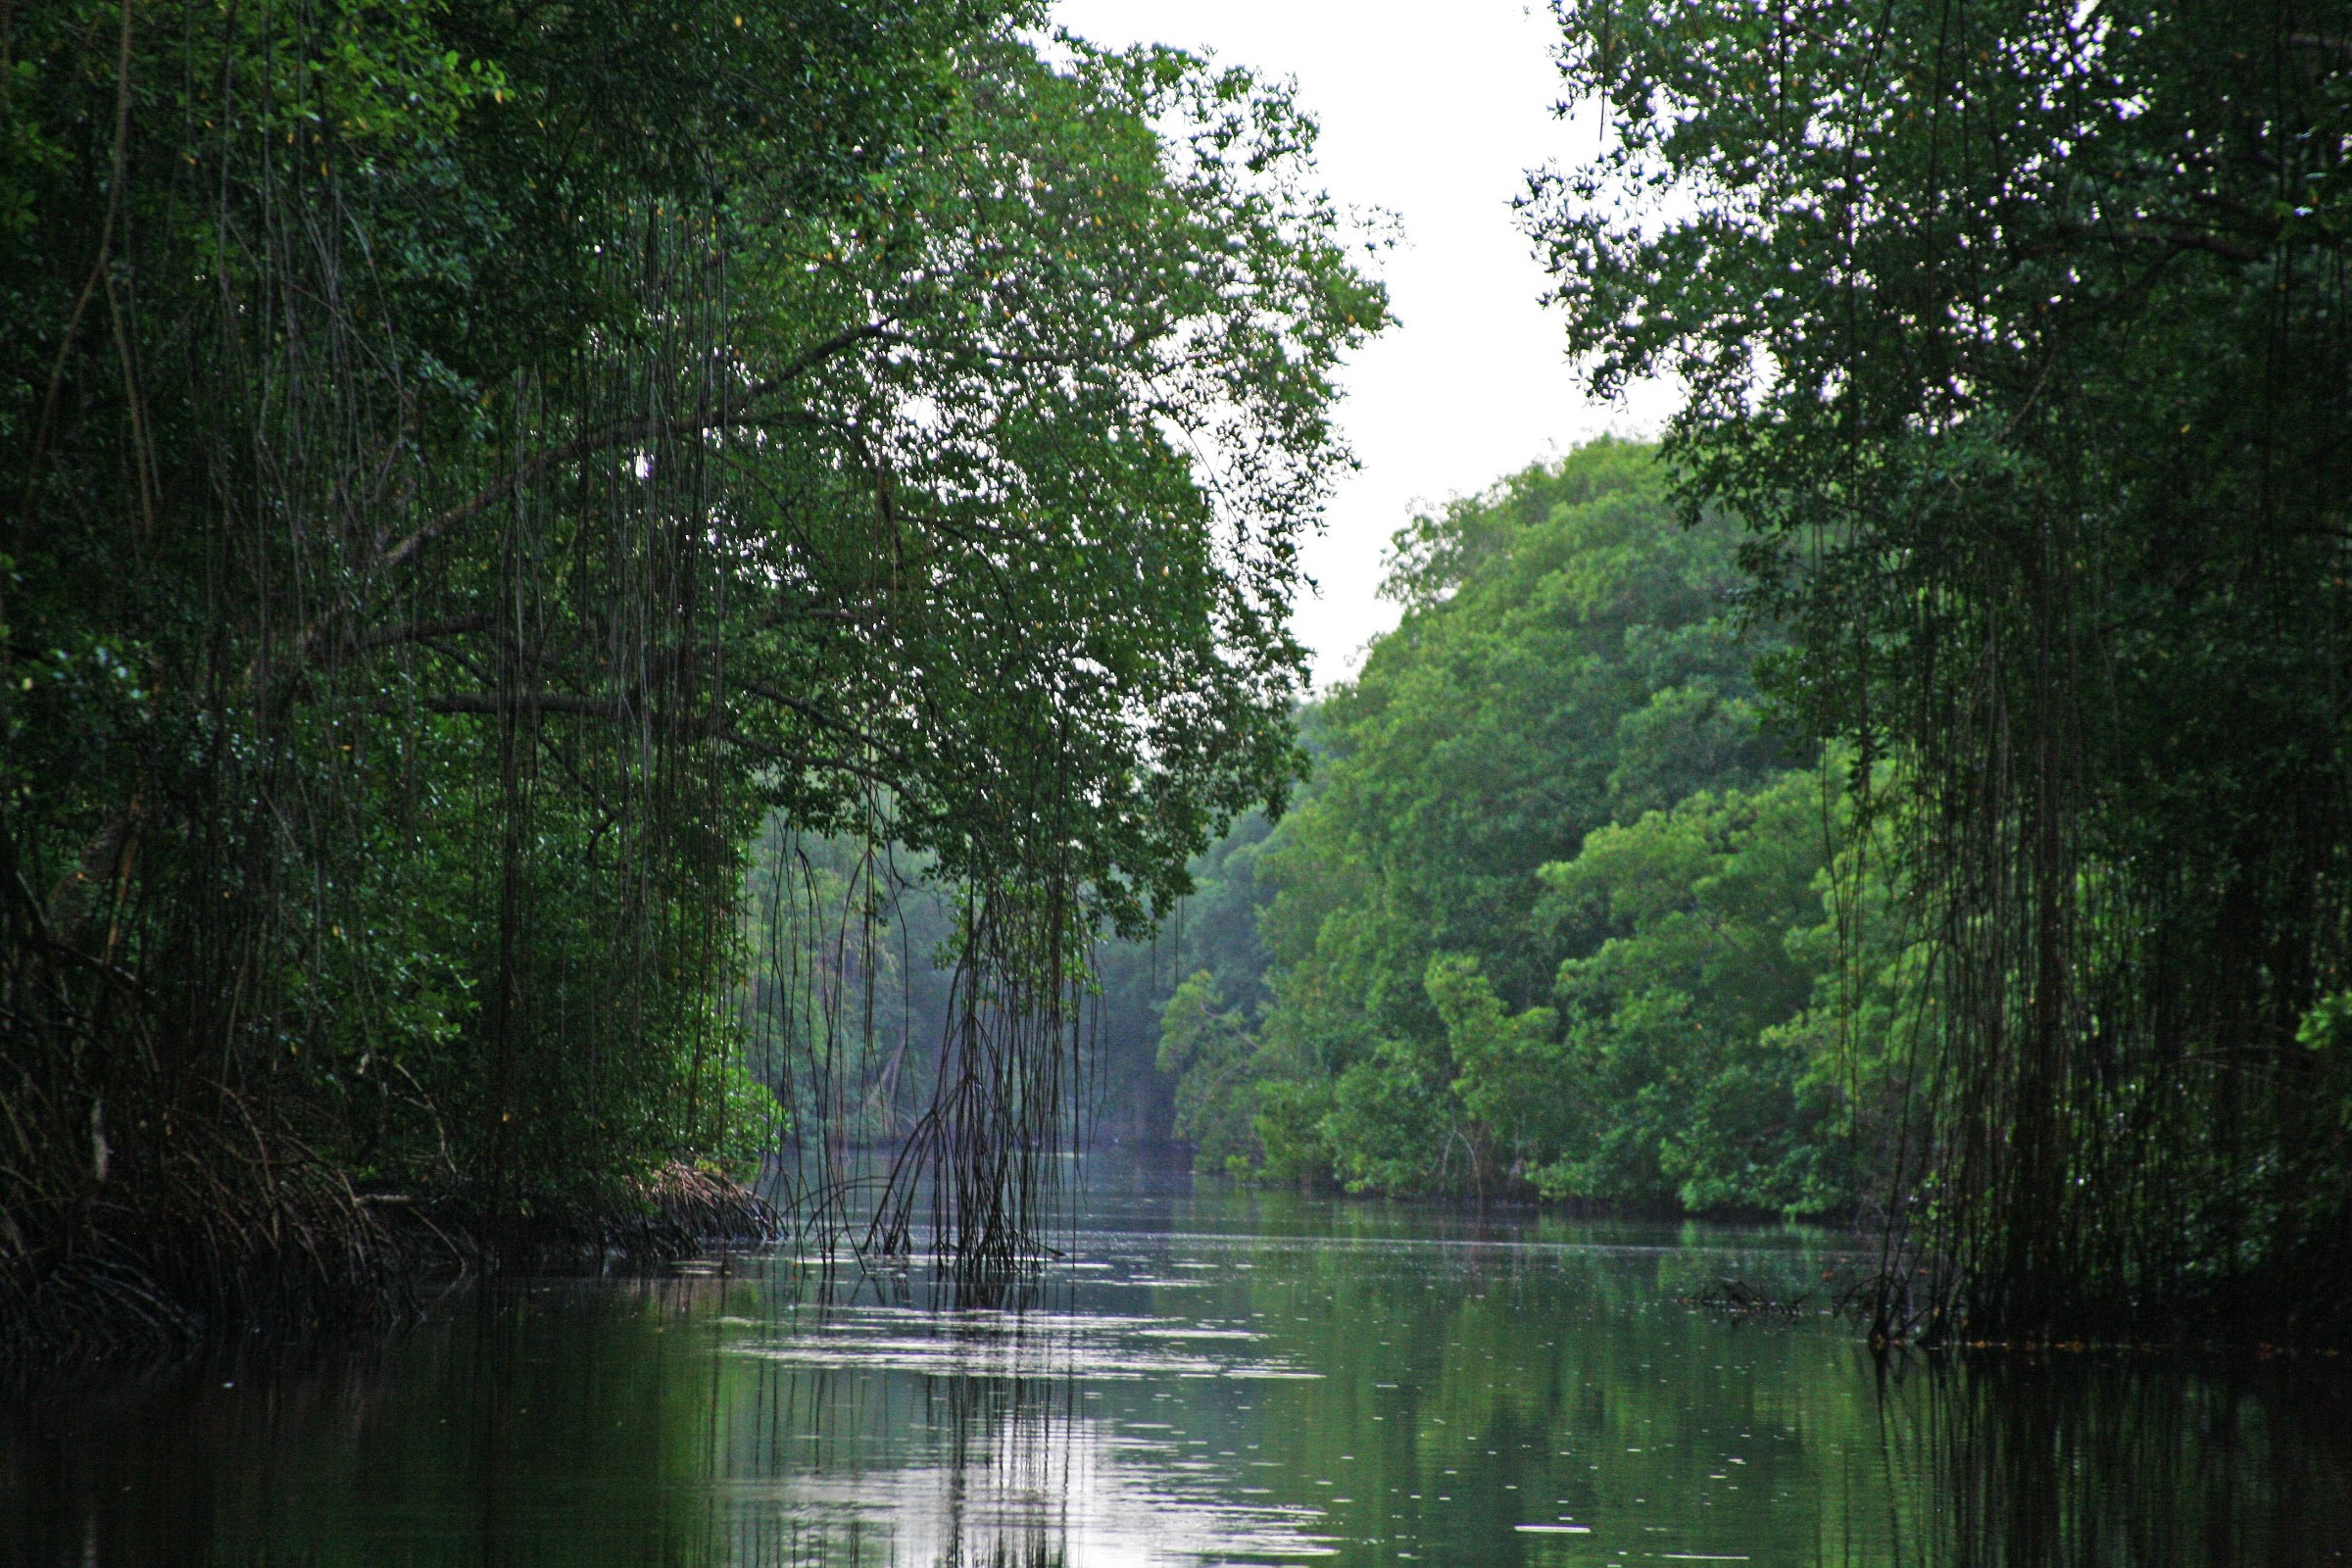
[1054,0,1676,687]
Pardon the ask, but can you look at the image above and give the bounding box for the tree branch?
[419,692,627,718]
[734,680,917,769]
[715,727,903,790]
[417,690,912,795]
[347,614,499,659]
[288,318,900,665]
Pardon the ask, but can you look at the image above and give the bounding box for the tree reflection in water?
[3,1197,2348,1566]
[1869,1349,2352,1568]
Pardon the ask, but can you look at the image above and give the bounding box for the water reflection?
[2,1178,2347,1566]
[1869,1349,2352,1568]
[713,1291,1337,1565]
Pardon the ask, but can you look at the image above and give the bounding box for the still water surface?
[5,1164,2349,1566]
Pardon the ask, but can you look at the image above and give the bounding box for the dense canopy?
[1525,0,2352,1342]
[0,0,1381,1337]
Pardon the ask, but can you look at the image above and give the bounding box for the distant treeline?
[1140,441,1895,1220]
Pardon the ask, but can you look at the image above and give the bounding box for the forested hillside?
[1143,440,1911,1219]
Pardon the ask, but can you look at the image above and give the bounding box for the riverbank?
[0,1163,779,1378]
[10,1175,2345,1566]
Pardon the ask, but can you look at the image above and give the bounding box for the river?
[5,1159,2348,1565]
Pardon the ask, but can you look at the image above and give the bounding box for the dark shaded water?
[5,1164,2349,1566]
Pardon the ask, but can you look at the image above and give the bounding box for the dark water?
[5,1164,2349,1566]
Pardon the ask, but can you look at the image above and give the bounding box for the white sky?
[1054,0,1676,687]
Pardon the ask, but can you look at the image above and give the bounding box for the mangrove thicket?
[0,0,1382,1351]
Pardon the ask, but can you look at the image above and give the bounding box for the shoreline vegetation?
[0,1162,778,1375]
[2,0,1380,1369]
[1524,0,2352,1350]
[1106,0,2352,1358]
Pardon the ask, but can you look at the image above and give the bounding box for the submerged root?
[0,1185,401,1379]
[1682,1276,1815,1318]
[459,1161,783,1264]
[0,1161,779,1379]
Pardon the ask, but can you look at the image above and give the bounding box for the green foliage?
[1269,443,1777,1019]
[1238,440,1803,1198]
[1325,1033,1465,1195]
[1143,439,1892,1209]
[2298,993,2352,1055]
[1528,0,2352,1340]
[1536,773,1834,1213]
[1424,954,1557,1187]
[1249,1075,1336,1185]
[1087,808,1281,1147]
[1,0,1383,1285]
[1155,971,1259,1165]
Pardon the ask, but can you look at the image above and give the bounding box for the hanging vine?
[1,2,1383,1350]
[1533,0,2352,1343]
